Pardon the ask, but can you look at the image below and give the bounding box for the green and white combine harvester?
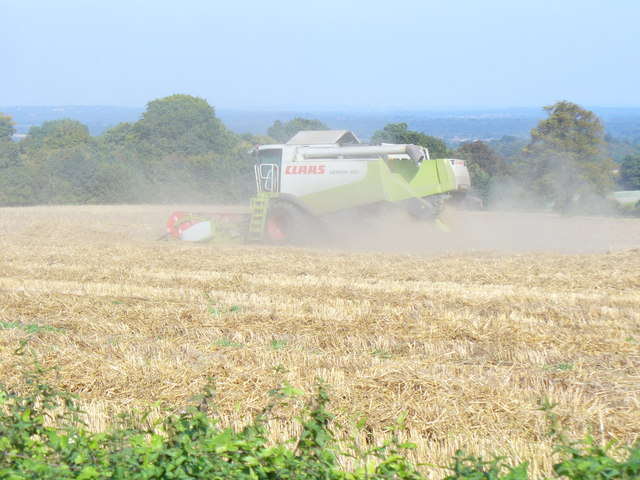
[166,131,470,244]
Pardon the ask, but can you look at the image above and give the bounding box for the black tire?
[264,201,308,245]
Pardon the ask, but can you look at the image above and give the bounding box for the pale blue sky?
[2,0,639,110]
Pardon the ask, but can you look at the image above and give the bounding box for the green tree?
[457,140,508,177]
[2,118,96,205]
[241,132,276,146]
[111,94,251,202]
[605,134,640,163]
[0,166,35,205]
[100,121,136,148]
[132,94,238,156]
[456,141,508,203]
[20,119,93,154]
[520,101,615,212]
[0,113,15,139]
[371,122,449,158]
[0,113,19,168]
[91,160,146,204]
[267,117,330,143]
[620,154,640,190]
[487,135,528,162]
[19,146,99,204]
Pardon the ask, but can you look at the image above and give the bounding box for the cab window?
[259,149,282,166]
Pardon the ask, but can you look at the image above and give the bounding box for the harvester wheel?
[264,202,308,245]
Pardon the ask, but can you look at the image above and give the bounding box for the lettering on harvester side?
[285,165,326,174]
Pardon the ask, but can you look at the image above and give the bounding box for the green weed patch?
[0,321,63,334]
[0,363,638,479]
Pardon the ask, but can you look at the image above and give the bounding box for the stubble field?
[1,205,639,477]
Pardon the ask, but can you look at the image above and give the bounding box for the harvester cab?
[167,130,465,244]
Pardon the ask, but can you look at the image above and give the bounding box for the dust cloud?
[327,207,640,255]
[4,205,638,256]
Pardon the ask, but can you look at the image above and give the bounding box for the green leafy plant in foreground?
[442,451,529,480]
[0,359,638,479]
[539,399,640,480]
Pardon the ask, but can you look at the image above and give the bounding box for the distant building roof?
[286,130,360,145]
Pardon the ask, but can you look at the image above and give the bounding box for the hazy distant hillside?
[3,105,640,143]
[230,107,640,142]
[217,109,544,142]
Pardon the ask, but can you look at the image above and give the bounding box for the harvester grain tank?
[166,131,466,244]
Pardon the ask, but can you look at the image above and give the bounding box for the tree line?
[370,103,639,215]
[1,95,639,214]
[0,95,262,206]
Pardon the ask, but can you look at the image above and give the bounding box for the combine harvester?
[166,131,470,244]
